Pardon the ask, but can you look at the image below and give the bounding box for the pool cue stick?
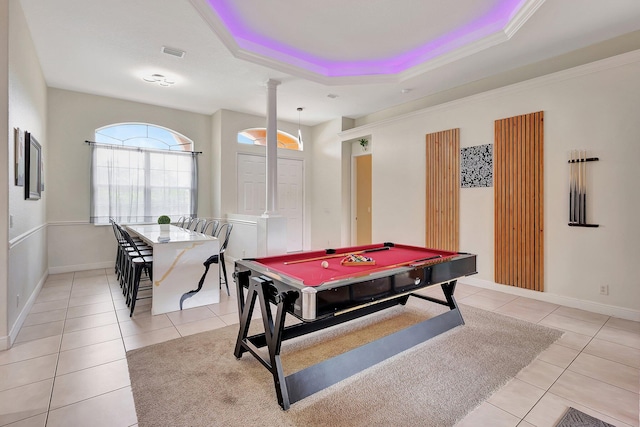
[578,150,584,224]
[572,150,578,223]
[577,150,581,223]
[283,246,390,265]
[577,149,582,223]
[581,150,587,224]
[573,150,578,223]
[569,151,574,222]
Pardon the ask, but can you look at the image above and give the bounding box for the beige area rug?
[127,303,562,427]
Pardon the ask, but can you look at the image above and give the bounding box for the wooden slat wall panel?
[425,129,459,251]
[494,111,544,291]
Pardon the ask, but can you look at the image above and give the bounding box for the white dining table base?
[127,225,220,315]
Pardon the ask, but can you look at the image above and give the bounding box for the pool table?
[233,242,477,409]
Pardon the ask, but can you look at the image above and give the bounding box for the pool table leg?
[442,280,465,325]
[233,275,466,411]
[233,276,295,410]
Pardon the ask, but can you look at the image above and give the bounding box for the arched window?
[95,123,194,151]
[90,123,198,224]
[238,128,302,151]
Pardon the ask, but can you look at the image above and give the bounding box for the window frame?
[90,123,198,225]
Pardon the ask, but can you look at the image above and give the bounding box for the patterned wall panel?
[425,129,460,252]
[494,111,544,292]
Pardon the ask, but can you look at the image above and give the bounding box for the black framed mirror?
[24,132,42,200]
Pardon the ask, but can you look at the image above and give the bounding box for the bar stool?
[121,229,153,317]
[110,219,151,288]
[215,223,233,295]
[120,228,153,316]
[183,217,195,230]
[193,218,208,233]
[202,219,220,236]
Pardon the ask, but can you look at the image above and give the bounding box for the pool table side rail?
[235,251,477,321]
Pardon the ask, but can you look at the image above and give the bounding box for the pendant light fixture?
[297,107,304,150]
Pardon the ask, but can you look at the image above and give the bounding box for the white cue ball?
[321,261,329,269]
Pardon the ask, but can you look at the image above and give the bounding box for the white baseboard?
[48,261,115,275]
[0,335,8,351]
[5,272,47,349]
[460,277,640,322]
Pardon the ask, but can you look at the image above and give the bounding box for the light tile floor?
[0,268,638,426]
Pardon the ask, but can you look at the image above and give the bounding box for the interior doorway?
[355,154,372,245]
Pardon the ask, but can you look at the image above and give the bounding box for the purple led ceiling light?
[203,0,530,78]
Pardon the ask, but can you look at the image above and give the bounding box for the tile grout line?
[43,271,77,426]
[528,305,585,424]
[517,309,625,426]
[45,270,132,425]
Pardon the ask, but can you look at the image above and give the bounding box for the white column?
[257,79,287,256]
[264,79,280,216]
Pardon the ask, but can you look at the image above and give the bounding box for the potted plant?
[359,138,369,151]
[158,215,171,231]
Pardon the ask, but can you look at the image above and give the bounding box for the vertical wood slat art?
[425,129,460,252]
[494,111,544,291]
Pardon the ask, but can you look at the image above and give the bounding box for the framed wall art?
[24,132,42,200]
[14,127,25,186]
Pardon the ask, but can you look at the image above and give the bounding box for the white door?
[237,154,304,252]
[237,154,266,213]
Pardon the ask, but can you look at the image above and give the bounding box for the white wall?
[0,1,10,347]
[225,214,258,261]
[4,0,48,348]
[309,118,342,249]
[309,118,351,249]
[336,51,640,319]
[46,89,213,272]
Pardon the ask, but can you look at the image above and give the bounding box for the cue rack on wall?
[568,150,599,227]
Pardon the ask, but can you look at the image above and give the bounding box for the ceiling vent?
[161,46,186,58]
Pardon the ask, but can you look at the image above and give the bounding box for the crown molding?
[339,48,640,139]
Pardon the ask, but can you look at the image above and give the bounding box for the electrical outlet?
[599,285,609,295]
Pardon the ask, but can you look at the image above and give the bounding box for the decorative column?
[264,79,280,216]
[257,79,287,256]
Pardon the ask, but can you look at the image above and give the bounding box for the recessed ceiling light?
[161,46,186,58]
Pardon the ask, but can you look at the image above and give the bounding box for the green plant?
[157,215,171,225]
[359,138,369,149]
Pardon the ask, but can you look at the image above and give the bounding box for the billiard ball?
[321,261,329,269]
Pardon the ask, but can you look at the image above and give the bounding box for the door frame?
[349,137,372,245]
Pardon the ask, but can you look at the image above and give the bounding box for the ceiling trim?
[189,0,546,85]
[504,0,545,37]
[339,48,640,139]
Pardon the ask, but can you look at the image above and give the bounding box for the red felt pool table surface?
[253,243,457,287]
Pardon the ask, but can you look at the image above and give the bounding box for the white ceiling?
[18,0,640,126]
